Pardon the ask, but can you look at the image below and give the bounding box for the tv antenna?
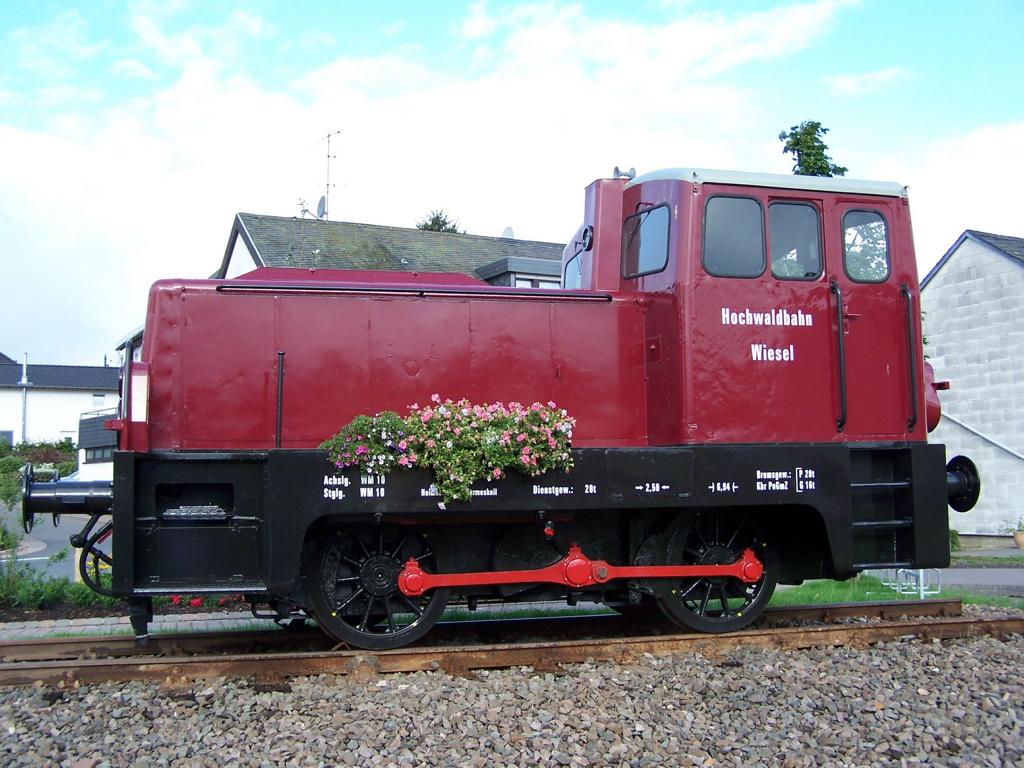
[324,129,342,220]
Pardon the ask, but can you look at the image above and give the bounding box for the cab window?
[770,202,821,279]
[843,210,890,282]
[703,196,764,278]
[563,254,582,289]
[622,204,670,278]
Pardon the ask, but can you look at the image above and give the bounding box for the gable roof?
[921,229,1024,288]
[0,353,13,364]
[0,363,119,391]
[232,214,565,278]
[78,413,118,448]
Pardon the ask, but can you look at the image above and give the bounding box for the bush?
[0,554,121,610]
[66,581,121,609]
[14,439,75,465]
[55,460,77,478]
[0,440,79,508]
[950,528,962,552]
[0,456,22,474]
[0,524,17,552]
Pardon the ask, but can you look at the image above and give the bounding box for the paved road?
[941,568,1024,590]
[0,504,78,581]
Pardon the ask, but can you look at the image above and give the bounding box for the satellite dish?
[501,227,514,239]
[316,196,327,219]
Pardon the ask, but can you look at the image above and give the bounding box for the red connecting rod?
[397,544,764,597]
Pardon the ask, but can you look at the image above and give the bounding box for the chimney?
[19,353,29,385]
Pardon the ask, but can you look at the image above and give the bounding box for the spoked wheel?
[654,509,777,633]
[77,514,115,597]
[304,525,450,650]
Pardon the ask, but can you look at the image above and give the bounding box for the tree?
[416,210,463,233]
[778,120,848,177]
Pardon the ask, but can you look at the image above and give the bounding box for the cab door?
[824,200,910,438]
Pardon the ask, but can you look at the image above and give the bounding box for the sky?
[1,0,1022,365]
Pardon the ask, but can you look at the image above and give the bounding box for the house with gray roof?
[217,214,565,288]
[0,356,119,447]
[921,230,1024,541]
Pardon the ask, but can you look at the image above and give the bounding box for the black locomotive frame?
[108,441,950,600]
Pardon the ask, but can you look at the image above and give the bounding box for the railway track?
[1,600,1019,687]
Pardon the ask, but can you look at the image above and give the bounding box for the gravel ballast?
[2,634,1022,767]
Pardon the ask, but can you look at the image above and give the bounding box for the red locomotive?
[23,167,980,649]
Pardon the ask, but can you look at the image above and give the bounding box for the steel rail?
[0,614,1019,687]
[0,600,962,664]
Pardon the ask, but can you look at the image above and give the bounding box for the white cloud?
[865,122,1024,273]
[8,10,106,79]
[0,0,907,364]
[823,66,908,95]
[460,2,498,40]
[112,59,158,80]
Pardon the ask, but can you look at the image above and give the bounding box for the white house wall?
[922,238,1024,535]
[0,389,118,445]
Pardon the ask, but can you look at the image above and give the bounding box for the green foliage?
[949,528,962,552]
[0,440,79,508]
[0,523,17,551]
[416,209,464,233]
[14,438,76,465]
[0,555,121,609]
[321,397,575,504]
[55,461,77,478]
[0,475,18,510]
[320,411,412,475]
[778,120,848,177]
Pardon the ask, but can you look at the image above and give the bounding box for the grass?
[770,573,1024,613]
[769,574,897,606]
[949,555,1024,568]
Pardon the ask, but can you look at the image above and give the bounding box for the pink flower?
[356,445,368,455]
[409,452,418,462]
[492,468,502,479]
[431,393,441,403]
[516,433,527,442]
[398,440,407,450]
[426,439,436,449]
[454,427,462,435]
[548,438,557,448]
[398,456,409,466]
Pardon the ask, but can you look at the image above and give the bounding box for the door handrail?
[829,279,847,432]
[900,284,919,431]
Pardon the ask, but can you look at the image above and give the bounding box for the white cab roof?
[625,167,906,198]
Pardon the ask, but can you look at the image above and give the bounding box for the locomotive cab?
[566,168,925,445]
